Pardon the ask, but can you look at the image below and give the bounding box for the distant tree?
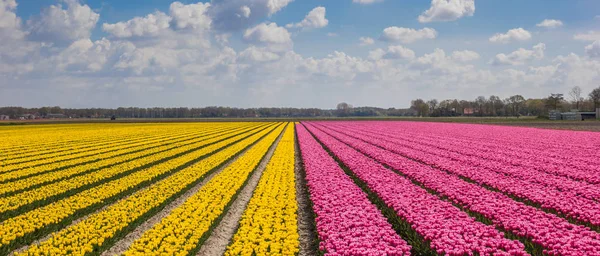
[589,87,600,109]
[507,95,526,116]
[426,99,438,115]
[525,98,545,116]
[545,93,564,111]
[336,102,353,117]
[411,99,429,117]
[569,86,584,110]
[475,96,487,116]
[488,95,503,116]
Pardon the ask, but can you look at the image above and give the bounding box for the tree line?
[1,86,598,119]
[410,86,600,117]
[0,106,419,119]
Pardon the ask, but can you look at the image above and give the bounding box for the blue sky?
[1,0,600,108]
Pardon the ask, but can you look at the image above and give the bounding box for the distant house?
[18,114,36,120]
[0,115,9,120]
[463,108,475,115]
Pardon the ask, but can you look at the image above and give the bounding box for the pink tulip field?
[296,121,600,256]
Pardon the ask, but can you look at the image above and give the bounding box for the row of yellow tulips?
[18,123,283,256]
[0,124,249,195]
[225,125,299,256]
[1,127,200,168]
[0,123,273,252]
[123,123,287,256]
[0,124,265,215]
[0,124,166,156]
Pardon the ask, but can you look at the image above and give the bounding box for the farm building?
[0,115,9,120]
[549,109,599,121]
[18,114,36,120]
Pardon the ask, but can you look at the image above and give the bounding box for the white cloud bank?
[2,0,600,109]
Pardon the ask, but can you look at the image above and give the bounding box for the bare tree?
[336,102,353,117]
[590,87,600,109]
[475,96,487,116]
[427,99,438,113]
[569,86,584,110]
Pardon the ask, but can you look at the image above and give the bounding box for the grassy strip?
[0,124,271,222]
[184,124,287,256]
[292,125,322,256]
[301,123,437,256]
[0,126,249,196]
[90,123,284,256]
[0,124,276,255]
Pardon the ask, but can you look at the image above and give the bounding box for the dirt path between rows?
[100,132,274,256]
[294,127,320,256]
[195,125,286,256]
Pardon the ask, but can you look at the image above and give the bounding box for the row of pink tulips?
[350,122,600,186]
[295,124,410,255]
[324,122,600,227]
[310,122,600,256]
[302,123,527,256]
[363,121,600,166]
[334,122,600,200]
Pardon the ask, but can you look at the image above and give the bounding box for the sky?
[1,0,599,109]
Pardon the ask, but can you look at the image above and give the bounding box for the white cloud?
[536,19,563,28]
[103,12,172,38]
[243,22,292,51]
[359,37,375,46]
[239,6,251,18]
[368,48,386,60]
[418,0,475,23]
[239,46,280,62]
[573,31,600,41]
[380,27,437,43]
[169,2,212,30]
[386,45,415,60]
[352,0,383,4]
[369,45,415,61]
[286,6,328,29]
[0,0,25,41]
[491,43,546,66]
[209,0,294,31]
[489,28,532,44]
[586,41,600,58]
[327,32,338,37]
[451,50,480,62]
[0,0,19,30]
[26,0,99,45]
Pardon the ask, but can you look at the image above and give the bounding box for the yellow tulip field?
[0,122,301,256]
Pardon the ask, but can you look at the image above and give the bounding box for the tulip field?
[1,121,600,255]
